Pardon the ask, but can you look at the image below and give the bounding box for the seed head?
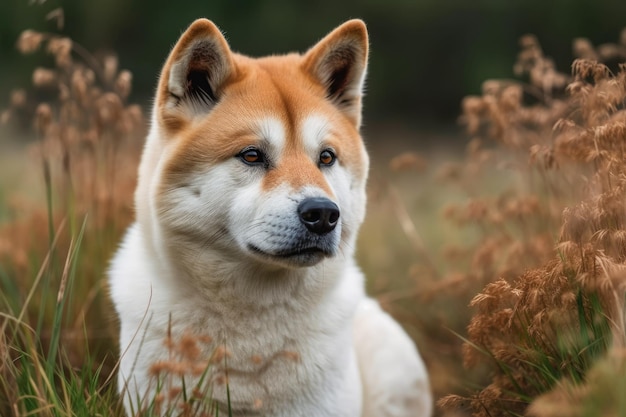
[209,345,231,364]
[47,37,72,68]
[33,68,57,88]
[103,55,119,84]
[16,30,44,54]
[389,152,427,173]
[573,38,597,60]
[9,90,27,109]
[34,103,52,135]
[115,70,133,99]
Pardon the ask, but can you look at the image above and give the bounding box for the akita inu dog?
[109,18,431,417]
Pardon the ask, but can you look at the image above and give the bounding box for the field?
[1,24,626,417]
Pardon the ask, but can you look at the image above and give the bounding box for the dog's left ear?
[303,20,369,128]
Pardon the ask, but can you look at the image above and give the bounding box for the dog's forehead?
[161,54,365,184]
[230,55,339,143]
[253,114,330,151]
[300,114,331,149]
[254,117,286,149]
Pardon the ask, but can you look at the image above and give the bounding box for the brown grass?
[433,30,626,416]
[1,24,144,415]
[2,15,626,417]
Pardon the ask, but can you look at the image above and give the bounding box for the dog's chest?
[159,298,357,416]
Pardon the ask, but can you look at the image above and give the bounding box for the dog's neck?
[142,223,352,312]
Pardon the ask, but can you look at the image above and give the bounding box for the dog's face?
[138,19,369,273]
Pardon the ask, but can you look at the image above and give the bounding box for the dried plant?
[527,347,626,417]
[4,11,626,417]
[120,327,300,416]
[0,23,144,416]
[129,331,221,417]
[2,28,144,298]
[436,30,626,416]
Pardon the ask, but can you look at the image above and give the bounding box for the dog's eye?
[319,149,336,167]
[238,148,266,166]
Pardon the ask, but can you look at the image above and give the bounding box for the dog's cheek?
[229,183,300,252]
[226,179,268,245]
[325,164,365,229]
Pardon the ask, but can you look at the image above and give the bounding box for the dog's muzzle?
[245,197,341,267]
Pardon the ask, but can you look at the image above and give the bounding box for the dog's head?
[137,19,369,273]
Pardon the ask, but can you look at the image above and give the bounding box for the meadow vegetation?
[434,32,626,416]
[0,27,142,416]
[1,19,626,417]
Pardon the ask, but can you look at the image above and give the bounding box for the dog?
[109,18,432,417]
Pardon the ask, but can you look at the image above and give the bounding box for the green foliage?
[1,4,626,417]
[0,215,121,416]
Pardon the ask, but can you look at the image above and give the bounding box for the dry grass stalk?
[527,347,626,417]
[1,25,145,415]
[437,30,626,416]
[140,331,218,416]
[2,27,145,270]
[129,329,301,416]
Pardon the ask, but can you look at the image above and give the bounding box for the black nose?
[298,197,340,235]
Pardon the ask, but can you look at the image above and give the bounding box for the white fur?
[109,21,431,417]
[256,117,286,149]
[110,112,432,416]
[301,114,331,152]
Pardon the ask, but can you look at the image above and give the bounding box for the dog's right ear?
[156,19,235,133]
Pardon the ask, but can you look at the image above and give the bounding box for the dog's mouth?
[247,243,333,266]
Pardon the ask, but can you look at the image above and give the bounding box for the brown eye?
[319,149,336,166]
[238,147,267,166]
[243,150,259,163]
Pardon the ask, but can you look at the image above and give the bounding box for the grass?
[0,211,123,416]
[1,19,626,417]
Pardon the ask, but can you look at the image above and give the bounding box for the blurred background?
[2,0,626,137]
[1,1,626,415]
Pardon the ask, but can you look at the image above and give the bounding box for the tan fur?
[111,18,432,417]
[156,39,366,197]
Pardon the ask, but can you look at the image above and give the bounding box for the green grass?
[0,215,122,416]
[3,13,626,416]
[0,138,622,417]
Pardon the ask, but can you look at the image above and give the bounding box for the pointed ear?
[302,20,369,127]
[157,19,235,132]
